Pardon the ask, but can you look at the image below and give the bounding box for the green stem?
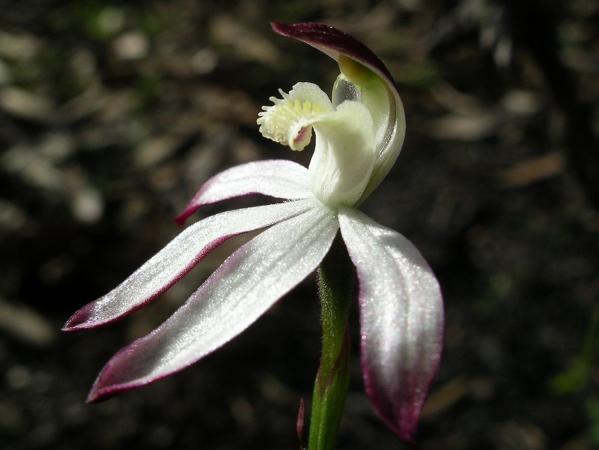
[307,236,354,450]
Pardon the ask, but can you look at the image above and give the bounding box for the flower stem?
[308,236,354,450]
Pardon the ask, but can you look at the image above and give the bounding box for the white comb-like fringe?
[257,82,333,151]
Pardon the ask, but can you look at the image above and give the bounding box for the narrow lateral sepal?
[64,200,314,331]
[87,204,339,402]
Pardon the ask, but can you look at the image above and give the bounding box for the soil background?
[1,1,598,449]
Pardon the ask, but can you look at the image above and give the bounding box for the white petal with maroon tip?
[270,22,406,201]
[87,204,338,402]
[63,199,315,331]
[176,160,311,224]
[338,207,443,440]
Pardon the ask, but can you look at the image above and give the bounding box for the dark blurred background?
[1,0,598,449]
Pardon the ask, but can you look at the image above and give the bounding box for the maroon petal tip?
[63,301,131,332]
[86,377,139,403]
[269,21,397,89]
[362,349,440,441]
[62,305,94,332]
[85,350,149,403]
[395,412,420,442]
[363,376,419,440]
[85,388,107,403]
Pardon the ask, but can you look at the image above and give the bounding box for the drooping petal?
[64,199,315,331]
[338,208,443,440]
[271,22,406,200]
[175,160,311,225]
[87,204,339,402]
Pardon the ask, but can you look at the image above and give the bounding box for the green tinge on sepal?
[335,56,406,202]
[308,236,354,450]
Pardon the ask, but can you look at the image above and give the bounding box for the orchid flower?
[64,22,443,442]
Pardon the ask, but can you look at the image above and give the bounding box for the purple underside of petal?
[271,22,399,94]
[338,208,444,441]
[87,205,339,403]
[175,160,310,225]
[63,200,315,332]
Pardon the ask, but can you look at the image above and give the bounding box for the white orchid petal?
[257,81,377,208]
[64,199,315,331]
[176,160,311,224]
[338,208,443,439]
[309,100,376,207]
[87,204,339,401]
